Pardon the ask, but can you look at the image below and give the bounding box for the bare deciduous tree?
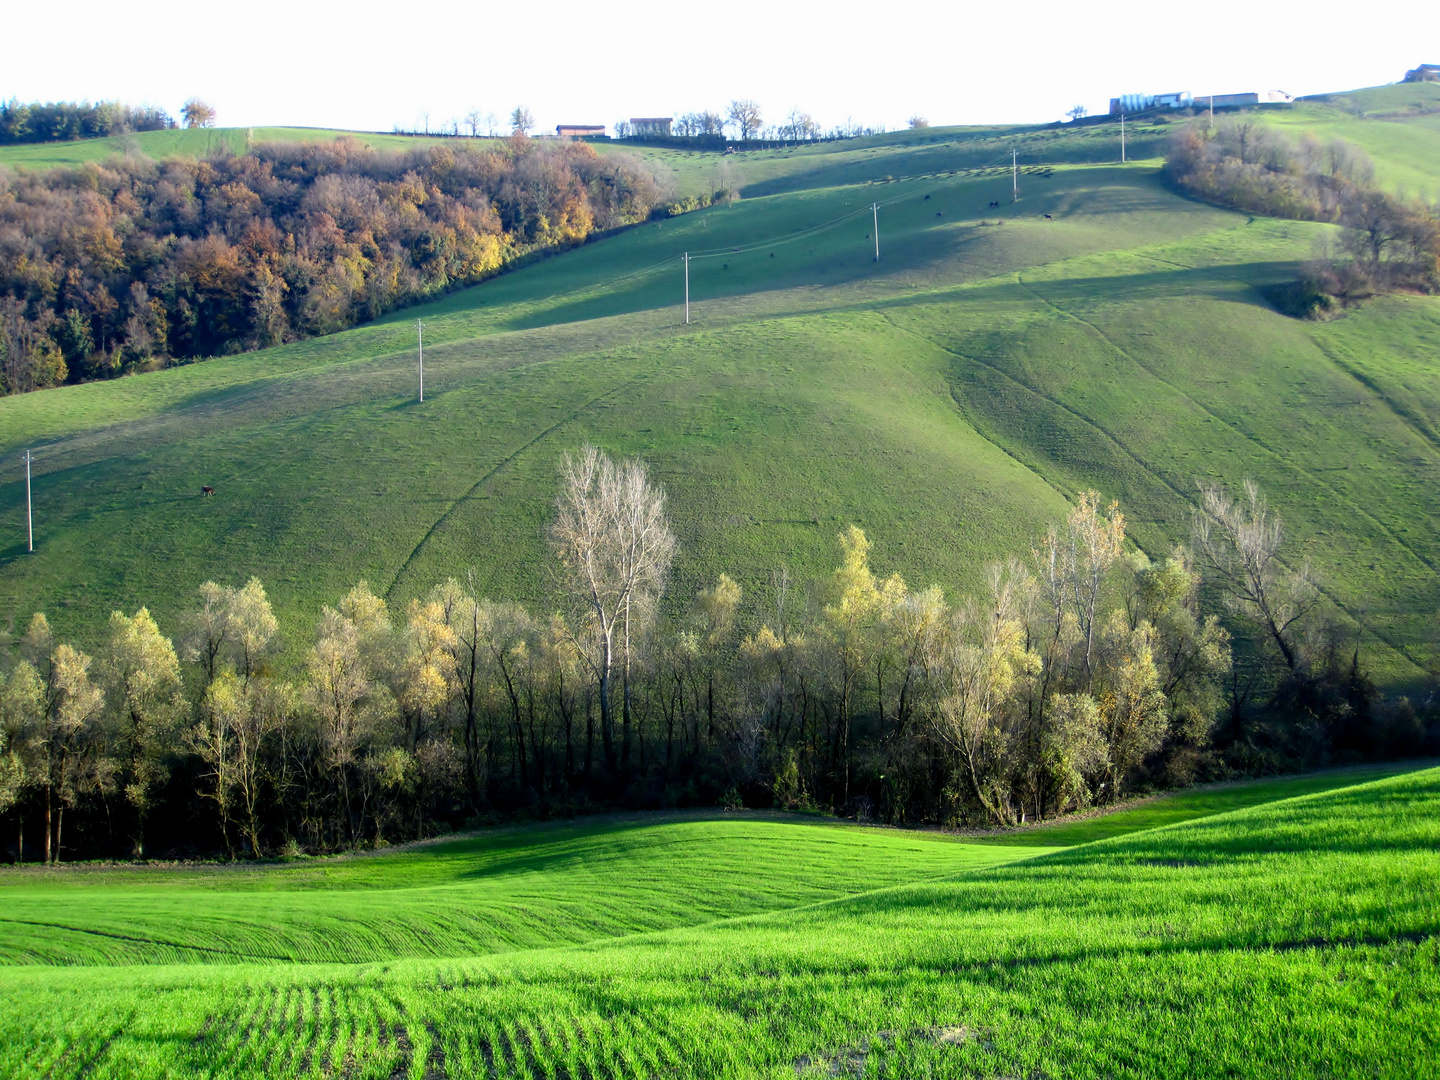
[1193,480,1319,670]
[304,589,393,844]
[101,608,184,857]
[191,671,292,858]
[727,99,762,141]
[1034,491,1126,686]
[928,559,1036,825]
[511,106,534,136]
[550,446,676,769]
[184,577,279,688]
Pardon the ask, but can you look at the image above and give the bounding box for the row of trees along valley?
[1165,118,1440,315]
[0,136,671,394]
[2,448,1433,863]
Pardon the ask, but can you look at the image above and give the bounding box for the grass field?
[0,88,1437,686]
[0,762,1433,1077]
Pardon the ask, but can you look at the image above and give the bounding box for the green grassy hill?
[0,763,1433,1076]
[0,126,463,169]
[1273,82,1440,193]
[0,93,1437,683]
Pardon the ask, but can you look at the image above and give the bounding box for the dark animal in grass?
[924,194,930,200]
[201,486,215,497]
[1044,213,1053,220]
[936,211,943,216]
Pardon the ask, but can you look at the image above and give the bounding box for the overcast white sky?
[6,1,1438,134]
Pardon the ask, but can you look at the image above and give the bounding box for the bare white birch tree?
[1193,480,1318,671]
[550,446,676,769]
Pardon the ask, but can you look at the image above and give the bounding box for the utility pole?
[417,320,424,402]
[1012,147,1019,202]
[1209,94,1215,130]
[872,203,880,261]
[23,449,32,553]
[684,253,690,324]
[1121,112,1127,163]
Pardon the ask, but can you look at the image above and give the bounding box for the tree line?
[0,99,177,145]
[0,137,668,394]
[1165,119,1440,314]
[0,451,1432,863]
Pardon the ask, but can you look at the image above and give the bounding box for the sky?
[6,1,1438,135]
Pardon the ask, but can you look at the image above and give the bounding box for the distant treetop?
[182,98,218,129]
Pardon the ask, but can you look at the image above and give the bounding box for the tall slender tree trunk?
[599,631,616,772]
[621,604,632,768]
[584,690,594,777]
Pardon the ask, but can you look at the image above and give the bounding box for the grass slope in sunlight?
[0,765,1433,1078]
[0,112,1436,683]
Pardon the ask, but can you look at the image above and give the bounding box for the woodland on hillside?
[0,138,666,393]
[1165,119,1440,313]
[0,99,177,145]
[0,449,1431,862]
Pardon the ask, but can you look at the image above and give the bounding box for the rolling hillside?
[0,763,1433,1077]
[0,90,1437,684]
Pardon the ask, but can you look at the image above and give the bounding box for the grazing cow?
[201,486,215,497]
[924,194,931,200]
[936,211,943,217]
[989,201,1000,209]
[1044,213,1053,220]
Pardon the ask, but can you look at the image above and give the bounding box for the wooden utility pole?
[1012,148,1019,201]
[872,203,880,261]
[684,253,690,324]
[1121,112,1127,163]
[417,320,424,402]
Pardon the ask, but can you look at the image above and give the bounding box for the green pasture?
[0,152,1436,680]
[1264,82,1440,194]
[0,127,473,170]
[0,763,1434,1077]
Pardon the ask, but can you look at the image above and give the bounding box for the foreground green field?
[0,764,1433,1077]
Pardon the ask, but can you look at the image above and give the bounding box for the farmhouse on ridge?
[556,124,606,138]
[1109,91,1192,114]
[1109,89,1293,114]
